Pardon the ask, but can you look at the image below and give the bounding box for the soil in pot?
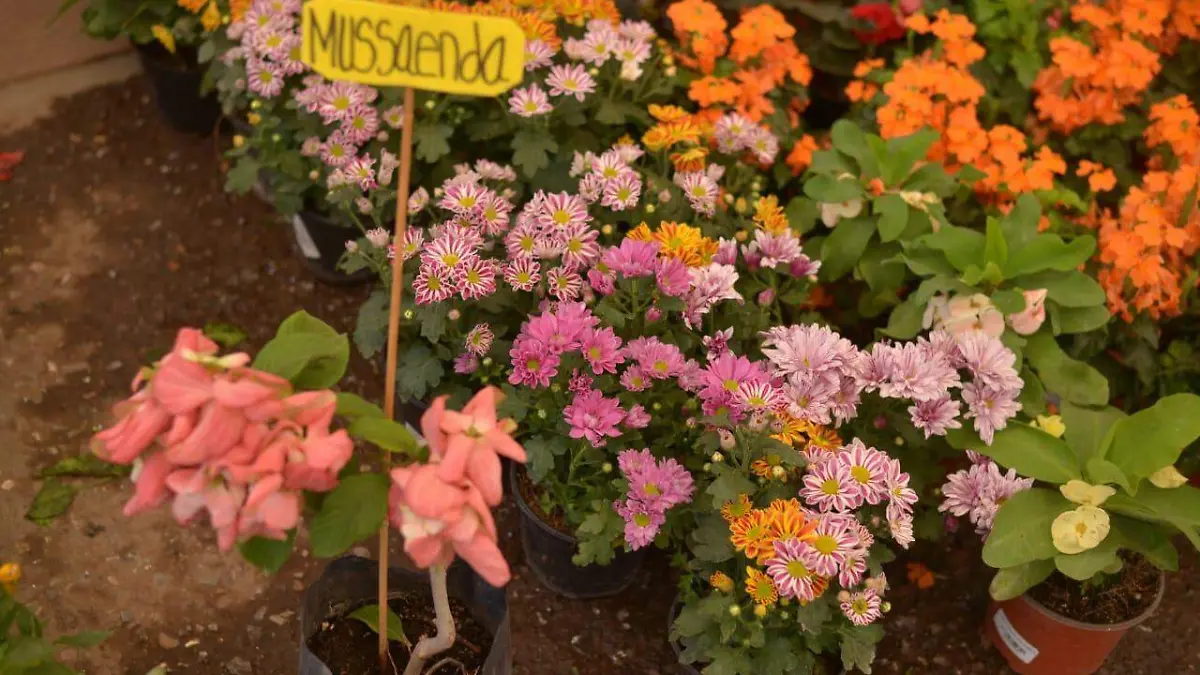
[1027,553,1160,624]
[515,467,572,537]
[307,593,491,674]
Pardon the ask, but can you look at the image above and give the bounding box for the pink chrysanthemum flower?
[537,192,591,231]
[474,159,516,182]
[563,389,625,447]
[613,36,651,67]
[835,440,889,505]
[591,150,631,180]
[742,230,802,270]
[734,381,786,413]
[342,155,377,191]
[713,113,754,153]
[908,396,963,438]
[476,192,514,236]
[457,257,499,300]
[246,58,284,98]
[700,352,767,406]
[524,39,556,71]
[580,326,624,375]
[629,457,694,510]
[655,257,691,297]
[453,352,479,374]
[683,264,742,327]
[882,457,918,513]
[504,223,540,261]
[602,239,659,277]
[340,104,380,145]
[578,29,614,65]
[440,182,487,216]
[547,267,583,301]
[618,447,656,476]
[841,590,883,626]
[620,365,651,392]
[799,518,856,577]
[508,84,553,117]
[503,258,541,291]
[674,172,719,217]
[746,127,779,164]
[619,19,656,40]
[961,382,1021,445]
[939,459,1032,535]
[413,266,454,305]
[955,331,1022,391]
[398,229,424,262]
[765,538,825,602]
[407,187,430,214]
[839,553,867,588]
[614,498,663,550]
[365,228,390,248]
[508,338,560,388]
[319,131,356,167]
[601,173,642,211]
[625,337,685,380]
[421,234,477,276]
[625,404,651,429]
[316,81,365,123]
[568,369,593,393]
[381,105,405,129]
[801,460,863,513]
[546,64,597,101]
[465,324,494,356]
[703,328,733,361]
[557,222,601,270]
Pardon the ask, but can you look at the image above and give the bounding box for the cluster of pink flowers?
[563,19,657,79]
[938,454,1034,535]
[674,167,723,216]
[573,143,646,211]
[798,438,919,548]
[388,388,526,586]
[225,0,305,99]
[712,112,780,165]
[613,449,694,549]
[91,329,353,551]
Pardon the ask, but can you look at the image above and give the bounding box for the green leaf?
[984,217,1009,270]
[335,392,385,420]
[395,343,443,402]
[512,130,558,178]
[820,216,875,281]
[840,624,883,674]
[524,437,556,482]
[990,288,1026,315]
[1004,235,1095,278]
[1106,394,1200,484]
[804,174,863,203]
[920,225,984,272]
[785,196,818,235]
[3,635,54,667]
[1084,458,1132,494]
[353,290,389,360]
[1024,331,1109,406]
[413,303,447,343]
[309,473,390,558]
[203,322,247,348]
[691,513,735,563]
[238,532,296,573]
[706,466,757,508]
[1048,303,1111,335]
[874,194,909,242]
[25,479,77,527]
[573,502,624,566]
[1060,403,1125,463]
[1109,514,1178,571]
[883,128,939,186]
[1016,271,1105,307]
[830,120,878,177]
[224,157,261,194]
[757,636,811,675]
[1107,485,1200,528]
[989,560,1055,601]
[348,604,410,647]
[39,453,128,479]
[413,123,453,164]
[349,417,420,456]
[982,488,1072,568]
[902,162,955,195]
[1055,536,1121,581]
[1000,193,1042,251]
[254,311,349,390]
[882,296,923,339]
[55,630,109,648]
[947,424,1081,483]
[1018,367,1046,416]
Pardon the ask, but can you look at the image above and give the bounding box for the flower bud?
[873,415,887,429]
[778,610,790,620]
[728,605,741,617]
[881,601,892,613]
[482,357,493,367]
[753,605,767,618]
[652,402,662,411]
[837,590,851,603]
[602,462,613,473]
[403,309,414,319]
[250,100,262,110]
[665,66,677,77]
[550,383,562,393]
[232,135,245,148]
[771,465,787,479]
[686,416,697,428]
[734,229,748,242]
[425,100,435,109]
[309,170,319,180]
[894,436,904,446]
[271,133,281,142]
[718,429,735,450]
[757,288,775,306]
[646,203,656,214]
[247,112,261,125]
[536,408,547,419]
[702,462,712,472]
[711,451,725,463]
[447,309,461,321]
[601,224,614,235]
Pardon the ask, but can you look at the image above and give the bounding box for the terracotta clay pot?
[984,574,1165,675]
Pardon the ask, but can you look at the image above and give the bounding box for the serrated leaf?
[840,624,883,674]
[395,343,443,402]
[309,473,390,558]
[512,130,558,178]
[523,436,556,482]
[413,123,452,163]
[348,604,410,647]
[224,157,260,194]
[354,290,389,360]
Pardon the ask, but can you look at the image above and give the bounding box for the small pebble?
[157,633,179,649]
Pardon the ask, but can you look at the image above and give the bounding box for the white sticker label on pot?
[993,608,1039,664]
[291,215,322,260]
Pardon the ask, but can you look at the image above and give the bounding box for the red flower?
[850,3,904,45]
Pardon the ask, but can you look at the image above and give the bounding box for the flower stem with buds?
[402,566,456,675]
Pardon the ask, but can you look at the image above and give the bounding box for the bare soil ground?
[0,78,1195,675]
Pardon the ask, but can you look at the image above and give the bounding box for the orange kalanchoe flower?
[1146,95,1200,161]
[1077,161,1118,193]
[785,135,819,175]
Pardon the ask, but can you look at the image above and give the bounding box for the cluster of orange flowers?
[1033,0,1200,135]
[1089,96,1200,320]
[427,0,622,48]
[179,0,249,29]
[718,496,826,606]
[666,0,812,122]
[628,221,719,266]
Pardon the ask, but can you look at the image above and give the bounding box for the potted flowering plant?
[64,0,241,133]
[0,563,109,674]
[87,313,527,673]
[942,394,1200,675]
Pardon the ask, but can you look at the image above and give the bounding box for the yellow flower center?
[786,560,810,579]
[851,466,871,484]
[634,513,651,527]
[334,95,350,110]
[441,253,461,267]
[820,478,840,496]
[722,379,739,393]
[552,209,571,225]
[813,534,838,555]
[526,358,540,370]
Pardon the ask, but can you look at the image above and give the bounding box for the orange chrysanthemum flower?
[745,567,778,605]
[752,195,789,233]
[729,510,775,563]
[709,571,735,592]
[721,494,754,522]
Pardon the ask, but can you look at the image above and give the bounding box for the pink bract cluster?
[799,439,919,548]
[938,455,1034,535]
[388,388,526,587]
[91,329,353,550]
[613,449,695,549]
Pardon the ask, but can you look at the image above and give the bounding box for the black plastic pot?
[133,41,221,136]
[300,556,511,675]
[291,210,375,286]
[509,467,645,599]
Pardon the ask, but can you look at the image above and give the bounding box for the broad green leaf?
[984,217,1009,270]
[1003,234,1095,278]
[873,194,909,242]
[1106,485,1200,528]
[982,488,1072,568]
[1060,402,1125,462]
[203,322,247,348]
[254,311,349,390]
[348,418,419,456]
[902,162,955,195]
[512,130,558,178]
[883,128,939,186]
[1000,193,1041,251]
[1024,331,1109,406]
[820,216,874,281]
[1054,537,1121,581]
[882,296,923,339]
[1048,303,1111,335]
[413,122,453,163]
[1109,514,1178,571]
[54,630,109,648]
[335,392,385,420]
[901,248,957,277]
[989,560,1054,601]
[1106,394,1200,484]
[25,479,78,527]
[239,531,296,573]
[920,225,984,272]
[947,425,1081,483]
[804,174,863,203]
[830,120,878,177]
[785,196,818,235]
[224,157,260,194]
[1017,367,1046,416]
[3,635,54,667]
[1084,458,1132,494]
[348,604,410,646]
[309,473,390,558]
[1015,271,1105,308]
[990,288,1025,315]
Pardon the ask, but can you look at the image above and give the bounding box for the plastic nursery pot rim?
[509,465,577,546]
[1013,571,1166,632]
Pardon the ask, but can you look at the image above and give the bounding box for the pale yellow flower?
[1052,506,1111,554]
[1149,465,1188,489]
[1060,480,1115,507]
[151,25,176,54]
[0,563,21,593]
[1032,414,1065,438]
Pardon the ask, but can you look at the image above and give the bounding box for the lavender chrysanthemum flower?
[908,396,963,438]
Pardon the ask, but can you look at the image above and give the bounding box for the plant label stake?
[301,1,524,670]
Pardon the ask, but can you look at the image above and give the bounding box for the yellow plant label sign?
[301,0,526,96]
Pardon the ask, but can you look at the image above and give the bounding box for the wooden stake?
[380,86,417,673]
